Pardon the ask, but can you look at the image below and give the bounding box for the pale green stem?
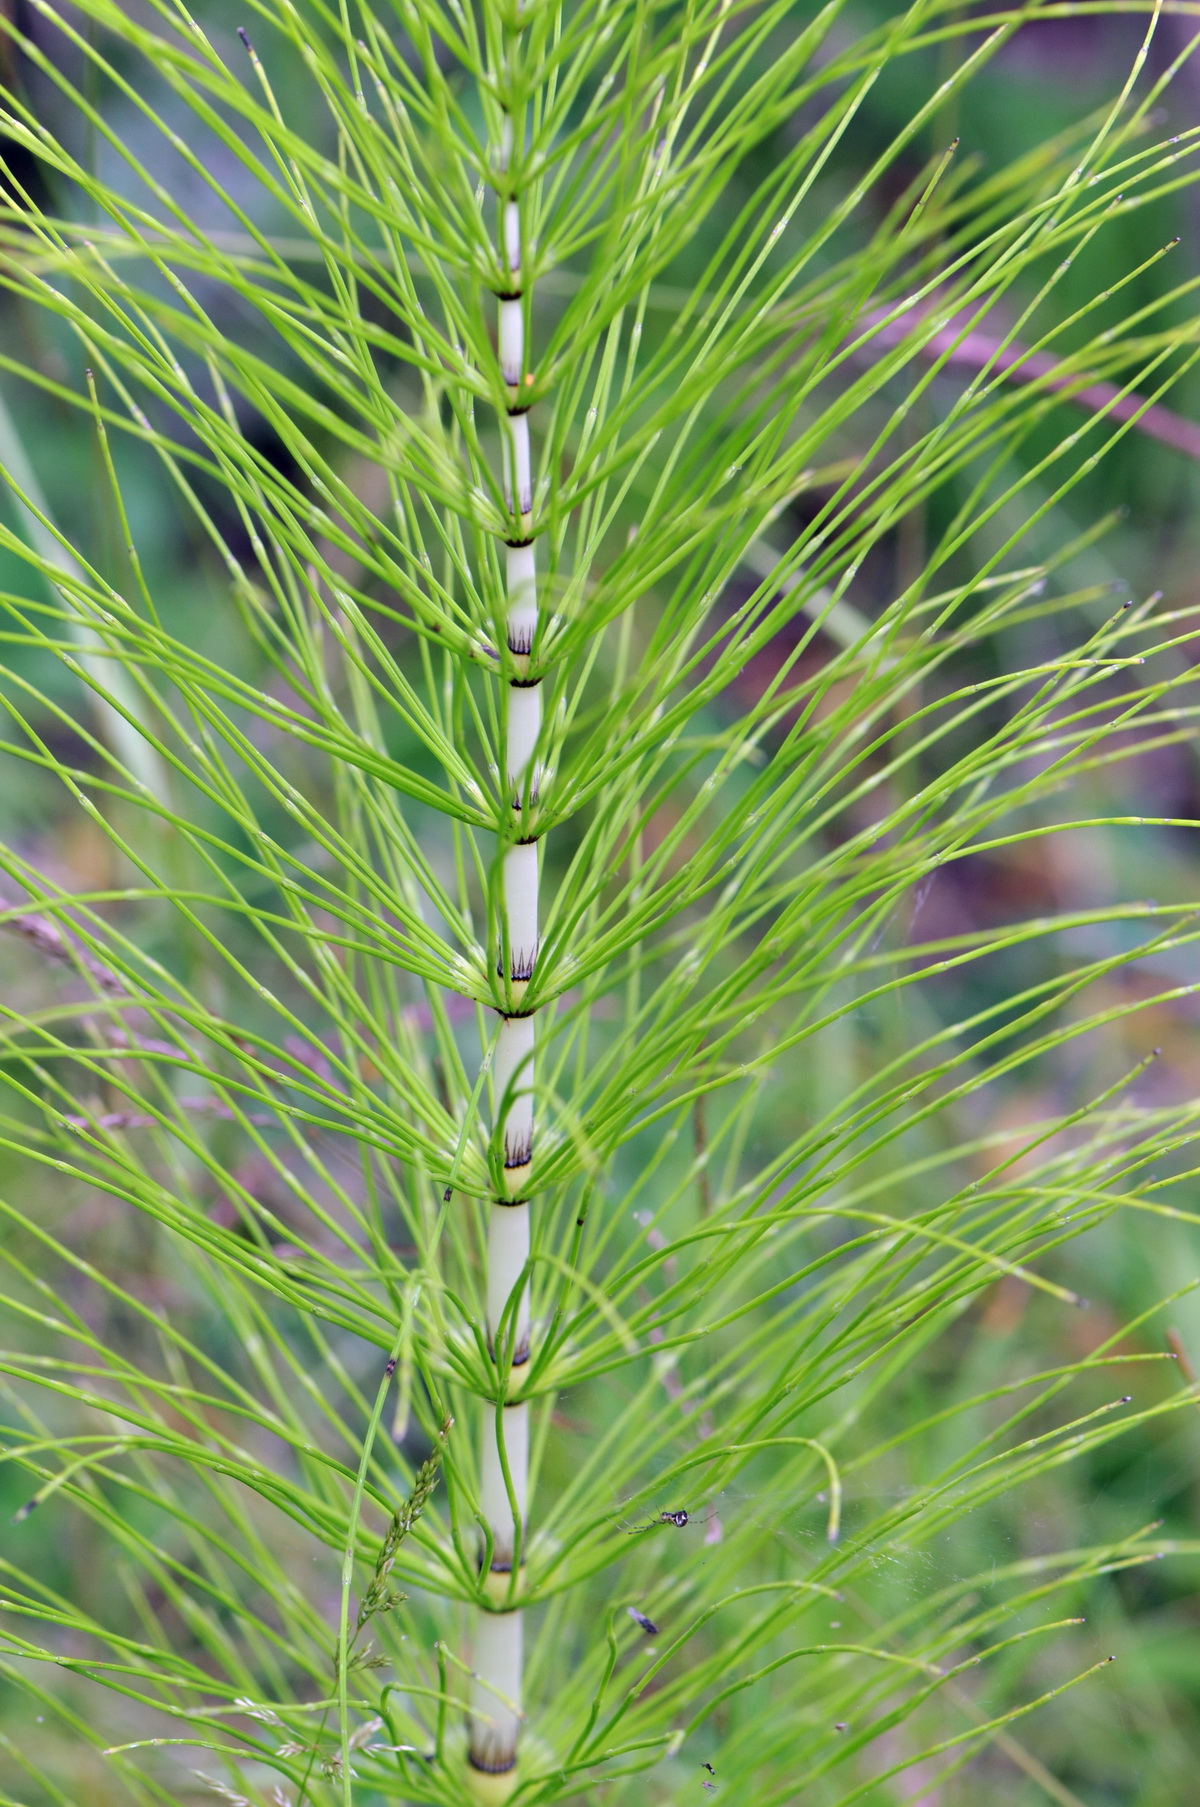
[337,1334,402,1807]
[468,84,539,1800]
[0,388,171,804]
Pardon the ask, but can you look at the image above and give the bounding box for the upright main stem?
[468,73,539,1803]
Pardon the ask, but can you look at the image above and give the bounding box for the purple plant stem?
[868,307,1200,461]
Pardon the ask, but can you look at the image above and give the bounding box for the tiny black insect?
[702,1764,715,1776]
[385,1357,397,1378]
[627,1606,657,1636]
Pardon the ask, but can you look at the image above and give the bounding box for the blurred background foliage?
[0,4,1198,1805]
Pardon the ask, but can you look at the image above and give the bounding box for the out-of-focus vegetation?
[0,5,1198,1805]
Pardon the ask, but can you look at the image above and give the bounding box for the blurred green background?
[1,5,1200,1803]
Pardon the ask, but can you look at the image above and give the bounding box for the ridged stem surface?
[468,60,539,1799]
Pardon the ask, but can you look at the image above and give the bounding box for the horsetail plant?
[0,3,1198,1806]
[473,23,542,1789]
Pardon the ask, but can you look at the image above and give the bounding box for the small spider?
[622,1508,689,1533]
